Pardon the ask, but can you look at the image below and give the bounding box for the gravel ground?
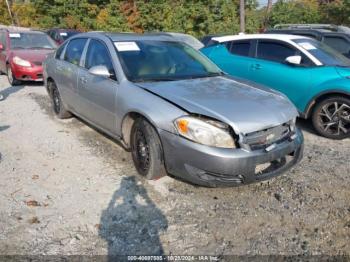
[0,75,349,257]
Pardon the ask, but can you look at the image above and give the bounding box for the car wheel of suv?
[51,82,72,119]
[131,118,166,180]
[7,65,21,86]
[312,96,350,139]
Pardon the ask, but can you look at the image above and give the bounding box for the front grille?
[243,123,291,150]
[32,61,42,66]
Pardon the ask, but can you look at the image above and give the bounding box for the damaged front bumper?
[159,128,304,187]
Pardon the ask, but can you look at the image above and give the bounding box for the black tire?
[51,81,72,119]
[312,96,350,139]
[7,65,21,86]
[130,118,166,180]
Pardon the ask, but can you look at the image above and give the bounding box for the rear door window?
[64,38,87,66]
[229,40,251,57]
[257,41,297,63]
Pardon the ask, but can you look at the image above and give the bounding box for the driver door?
[77,38,118,133]
[249,39,314,111]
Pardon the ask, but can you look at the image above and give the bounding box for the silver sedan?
[43,32,303,187]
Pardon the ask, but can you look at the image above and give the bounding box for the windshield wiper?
[133,77,179,82]
[28,47,54,49]
[185,72,225,79]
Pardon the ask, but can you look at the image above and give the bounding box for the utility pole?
[240,0,245,33]
[262,0,273,31]
[5,0,15,25]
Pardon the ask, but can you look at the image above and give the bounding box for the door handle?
[79,76,87,84]
[251,64,262,70]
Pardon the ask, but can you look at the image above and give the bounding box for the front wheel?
[312,96,350,139]
[7,65,21,86]
[130,118,166,180]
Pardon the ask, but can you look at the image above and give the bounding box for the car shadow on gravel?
[0,125,10,132]
[99,176,168,257]
[0,85,25,100]
[296,118,318,136]
[0,82,42,101]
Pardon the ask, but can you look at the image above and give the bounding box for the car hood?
[136,76,298,134]
[10,49,55,63]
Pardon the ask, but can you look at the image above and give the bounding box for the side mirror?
[88,65,110,78]
[0,43,4,51]
[285,55,302,66]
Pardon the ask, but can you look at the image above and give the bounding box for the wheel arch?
[45,77,56,98]
[121,111,159,149]
[303,90,350,119]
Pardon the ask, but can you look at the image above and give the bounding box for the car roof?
[212,34,309,43]
[70,31,194,43]
[55,28,80,32]
[5,30,46,35]
[105,32,176,42]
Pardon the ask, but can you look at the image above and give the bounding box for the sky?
[258,0,277,7]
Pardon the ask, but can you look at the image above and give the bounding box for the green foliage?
[320,0,350,26]
[269,0,321,26]
[0,0,349,37]
[0,0,12,25]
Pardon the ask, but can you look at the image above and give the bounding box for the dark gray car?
[43,32,303,187]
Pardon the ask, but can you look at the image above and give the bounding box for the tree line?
[0,0,349,37]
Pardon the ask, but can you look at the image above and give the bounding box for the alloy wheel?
[317,101,350,136]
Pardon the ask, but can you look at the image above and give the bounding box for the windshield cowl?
[130,72,225,83]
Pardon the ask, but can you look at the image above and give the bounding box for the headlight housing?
[174,116,236,148]
[290,117,297,132]
[13,56,31,67]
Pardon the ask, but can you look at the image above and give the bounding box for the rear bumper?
[159,129,304,187]
[11,64,43,81]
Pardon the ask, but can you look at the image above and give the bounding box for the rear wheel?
[51,81,72,119]
[7,65,21,86]
[130,118,166,180]
[312,96,350,139]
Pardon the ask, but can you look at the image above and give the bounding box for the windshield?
[167,33,204,50]
[10,33,57,49]
[293,38,350,67]
[115,40,222,82]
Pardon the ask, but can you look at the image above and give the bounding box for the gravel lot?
[0,75,349,256]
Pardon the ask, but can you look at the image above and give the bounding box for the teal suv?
[202,34,350,139]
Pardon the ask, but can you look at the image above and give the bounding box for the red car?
[0,29,57,85]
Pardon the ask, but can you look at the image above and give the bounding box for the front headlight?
[13,56,31,67]
[174,116,236,148]
[290,117,297,132]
